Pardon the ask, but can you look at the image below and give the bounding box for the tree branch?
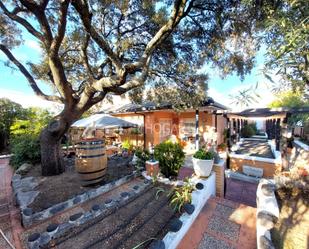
[0,1,43,41]
[0,44,63,103]
[72,0,123,74]
[80,34,95,80]
[50,0,70,55]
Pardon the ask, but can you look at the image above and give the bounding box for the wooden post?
[215,113,218,132]
[195,109,199,150]
[276,118,281,151]
[237,119,240,141]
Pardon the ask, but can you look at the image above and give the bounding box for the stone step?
[55,184,173,249]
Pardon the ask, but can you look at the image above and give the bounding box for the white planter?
[192,158,214,177]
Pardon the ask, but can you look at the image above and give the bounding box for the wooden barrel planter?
[75,139,107,186]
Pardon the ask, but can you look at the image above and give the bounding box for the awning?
[72,114,137,129]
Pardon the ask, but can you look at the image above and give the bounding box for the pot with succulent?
[192,149,215,177]
[217,143,227,153]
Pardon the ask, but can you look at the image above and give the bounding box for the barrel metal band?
[76,146,104,150]
[77,153,105,159]
[77,167,107,175]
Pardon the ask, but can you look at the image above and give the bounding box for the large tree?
[0,0,265,175]
[261,0,309,93]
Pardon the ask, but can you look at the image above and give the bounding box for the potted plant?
[192,149,215,177]
[217,143,227,152]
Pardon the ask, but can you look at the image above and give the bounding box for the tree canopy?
[268,90,309,108]
[262,0,309,93]
[0,0,263,113]
[0,0,272,175]
[0,98,25,151]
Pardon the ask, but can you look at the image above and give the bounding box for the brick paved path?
[225,178,258,207]
[178,196,257,249]
[0,158,23,249]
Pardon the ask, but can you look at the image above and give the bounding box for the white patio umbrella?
[72,114,137,129]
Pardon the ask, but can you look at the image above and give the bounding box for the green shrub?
[241,125,255,138]
[134,147,150,169]
[154,140,185,178]
[193,149,215,160]
[248,122,258,134]
[10,134,41,168]
[9,107,52,168]
[122,139,134,151]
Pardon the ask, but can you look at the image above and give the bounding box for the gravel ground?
[25,155,134,212]
[207,216,240,241]
[198,233,235,249]
[55,184,175,249]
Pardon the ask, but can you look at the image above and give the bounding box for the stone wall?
[289,140,309,168]
[230,157,281,178]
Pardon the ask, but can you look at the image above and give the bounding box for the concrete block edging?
[256,178,279,249]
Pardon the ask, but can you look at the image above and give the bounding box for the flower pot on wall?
[192,158,214,177]
[146,160,160,177]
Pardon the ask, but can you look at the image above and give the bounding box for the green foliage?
[268,90,309,126]
[248,122,258,134]
[261,0,309,92]
[241,125,255,138]
[0,98,25,151]
[10,108,52,168]
[217,143,227,151]
[10,108,52,136]
[10,134,41,168]
[154,141,185,178]
[122,139,134,151]
[170,178,195,213]
[130,127,142,135]
[134,147,150,169]
[229,83,261,109]
[268,91,309,109]
[193,149,215,160]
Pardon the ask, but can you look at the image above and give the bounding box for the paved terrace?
[0,158,23,249]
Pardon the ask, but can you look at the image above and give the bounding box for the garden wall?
[229,157,281,178]
[229,140,282,178]
[289,140,309,168]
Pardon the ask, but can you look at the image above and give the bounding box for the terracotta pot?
[145,160,159,177]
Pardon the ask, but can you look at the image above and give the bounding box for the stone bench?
[243,165,263,178]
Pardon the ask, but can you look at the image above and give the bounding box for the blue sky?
[0,34,275,111]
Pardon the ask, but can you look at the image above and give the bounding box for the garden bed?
[234,140,274,159]
[271,186,309,249]
[23,155,134,213]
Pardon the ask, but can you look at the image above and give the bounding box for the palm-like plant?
[229,83,261,110]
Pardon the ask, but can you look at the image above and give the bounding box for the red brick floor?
[225,178,258,207]
[0,158,23,249]
[178,196,257,249]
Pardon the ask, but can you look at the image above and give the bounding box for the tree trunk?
[40,127,65,176]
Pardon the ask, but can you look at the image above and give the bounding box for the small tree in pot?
[192,149,215,177]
